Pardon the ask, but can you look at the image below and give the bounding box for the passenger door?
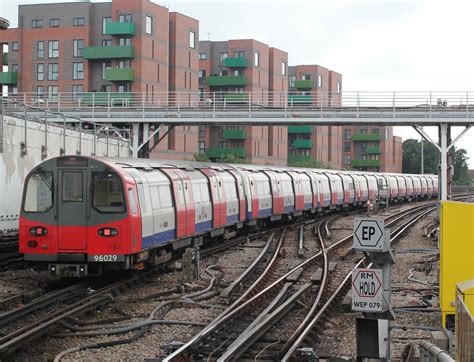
[57,169,88,251]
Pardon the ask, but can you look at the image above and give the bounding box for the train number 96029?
[91,255,118,262]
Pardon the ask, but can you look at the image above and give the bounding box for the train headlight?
[98,228,119,237]
[29,227,48,236]
[27,240,38,248]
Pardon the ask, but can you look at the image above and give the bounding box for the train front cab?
[20,156,140,276]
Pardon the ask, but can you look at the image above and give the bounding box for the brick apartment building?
[342,126,402,172]
[288,65,343,169]
[197,39,288,165]
[0,0,198,160]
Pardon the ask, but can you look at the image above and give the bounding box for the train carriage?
[19,155,438,276]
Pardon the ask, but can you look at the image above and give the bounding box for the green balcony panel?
[82,92,134,106]
[288,125,312,134]
[105,67,134,81]
[84,45,134,60]
[223,93,249,103]
[292,139,313,149]
[288,95,312,104]
[366,146,381,154]
[0,71,18,85]
[105,22,136,35]
[288,154,314,164]
[205,147,246,159]
[223,129,246,140]
[2,53,7,65]
[294,80,313,89]
[351,159,381,167]
[223,57,248,68]
[207,75,247,87]
[351,133,381,141]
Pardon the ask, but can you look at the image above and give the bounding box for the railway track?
[163,202,437,361]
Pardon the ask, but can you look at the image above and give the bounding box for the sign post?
[352,217,395,360]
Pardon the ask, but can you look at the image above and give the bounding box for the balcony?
[351,133,381,141]
[0,71,18,85]
[105,22,136,36]
[351,159,381,167]
[292,139,313,149]
[2,53,7,65]
[288,125,312,134]
[205,147,246,159]
[294,80,313,89]
[223,57,248,68]
[82,92,134,106]
[105,67,134,81]
[207,75,247,87]
[288,95,312,104]
[223,93,249,103]
[84,45,134,60]
[288,154,313,164]
[366,146,381,154]
[223,129,246,140]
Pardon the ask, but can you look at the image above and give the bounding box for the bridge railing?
[2,91,474,119]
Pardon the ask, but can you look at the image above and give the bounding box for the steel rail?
[280,206,436,360]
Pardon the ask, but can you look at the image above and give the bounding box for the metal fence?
[456,294,474,361]
[0,97,130,158]
[2,91,474,122]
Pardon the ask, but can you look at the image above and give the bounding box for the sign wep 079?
[352,268,383,312]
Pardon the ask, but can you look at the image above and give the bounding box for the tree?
[403,139,470,182]
[288,157,329,169]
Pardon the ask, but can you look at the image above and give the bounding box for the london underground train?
[19,156,438,276]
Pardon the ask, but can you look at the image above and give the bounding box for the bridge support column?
[414,124,472,201]
[132,123,139,158]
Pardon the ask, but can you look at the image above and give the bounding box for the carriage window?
[158,185,173,207]
[192,183,202,203]
[62,172,83,202]
[200,184,210,202]
[24,171,53,212]
[92,172,125,213]
[128,189,138,215]
[137,183,147,213]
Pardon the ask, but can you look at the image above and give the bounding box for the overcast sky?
[2,0,473,167]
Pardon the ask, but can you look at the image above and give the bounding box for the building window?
[49,19,59,27]
[101,62,111,80]
[344,141,351,152]
[11,64,18,72]
[101,17,111,34]
[72,85,83,101]
[198,126,206,138]
[12,42,19,51]
[198,53,207,60]
[11,87,18,95]
[73,39,84,57]
[344,129,351,140]
[233,69,243,76]
[32,19,43,28]
[360,128,367,134]
[198,141,205,154]
[199,88,204,100]
[48,63,59,80]
[344,155,351,165]
[189,31,195,49]
[302,74,310,80]
[289,75,296,87]
[102,39,112,47]
[37,41,44,58]
[282,61,286,76]
[48,40,59,58]
[145,16,153,35]
[337,81,341,93]
[219,70,228,76]
[119,14,132,22]
[37,64,44,81]
[119,60,130,68]
[318,74,322,88]
[219,52,228,66]
[234,51,244,58]
[119,38,131,46]
[73,62,84,80]
[37,86,44,98]
[73,17,85,26]
[254,52,259,67]
[371,128,380,134]
[47,85,59,102]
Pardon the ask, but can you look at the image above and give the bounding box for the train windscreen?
[23,170,54,212]
[92,172,125,213]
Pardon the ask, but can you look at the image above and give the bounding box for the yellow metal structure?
[440,201,474,327]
